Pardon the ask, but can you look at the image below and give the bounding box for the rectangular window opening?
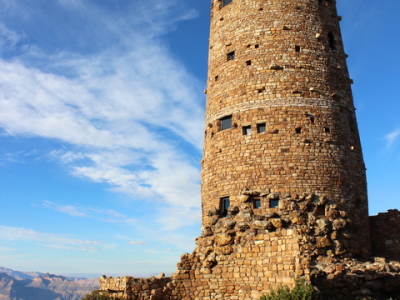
[242,125,251,135]
[257,123,266,133]
[295,45,301,52]
[324,126,331,133]
[220,197,230,217]
[253,198,261,209]
[220,115,232,131]
[222,0,233,7]
[270,199,279,208]
[227,51,235,61]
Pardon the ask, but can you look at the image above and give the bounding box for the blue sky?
[0,0,399,277]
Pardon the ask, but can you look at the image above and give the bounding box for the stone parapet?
[370,209,400,260]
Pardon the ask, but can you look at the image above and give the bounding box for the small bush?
[82,290,124,300]
[260,277,315,300]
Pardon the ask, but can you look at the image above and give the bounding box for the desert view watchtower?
[201,0,370,255]
[100,1,400,298]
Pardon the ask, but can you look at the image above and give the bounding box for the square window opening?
[253,198,261,209]
[257,123,266,133]
[227,51,235,61]
[220,115,232,131]
[270,199,279,208]
[242,125,251,135]
[222,0,232,7]
[246,60,252,66]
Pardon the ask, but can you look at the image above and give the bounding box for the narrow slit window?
[227,51,235,61]
[270,199,279,208]
[222,0,232,7]
[295,45,301,52]
[328,32,336,50]
[220,115,232,130]
[220,197,230,217]
[215,75,219,81]
[257,123,266,133]
[242,125,251,135]
[310,117,315,124]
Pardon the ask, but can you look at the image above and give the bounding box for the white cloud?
[386,129,400,149]
[0,226,102,250]
[41,201,137,225]
[0,0,204,218]
[42,200,88,217]
[128,241,148,246]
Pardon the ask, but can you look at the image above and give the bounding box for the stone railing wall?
[370,209,400,260]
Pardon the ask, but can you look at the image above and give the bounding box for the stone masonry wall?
[370,209,400,260]
[201,0,370,255]
[100,204,400,299]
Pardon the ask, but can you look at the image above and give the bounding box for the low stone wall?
[100,274,172,300]
[100,205,400,300]
[370,209,400,260]
[311,258,400,299]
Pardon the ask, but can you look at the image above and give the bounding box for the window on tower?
[242,125,251,135]
[222,0,232,7]
[220,115,232,130]
[257,123,266,133]
[227,51,235,61]
[220,197,230,217]
[270,199,279,208]
[328,32,336,50]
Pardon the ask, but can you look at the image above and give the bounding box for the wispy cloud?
[42,200,88,217]
[41,200,137,225]
[0,0,204,219]
[385,129,400,149]
[0,226,103,251]
[128,241,148,246]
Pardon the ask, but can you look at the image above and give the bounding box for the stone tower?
[99,1,400,299]
[201,0,370,256]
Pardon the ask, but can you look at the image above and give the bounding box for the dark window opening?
[227,51,235,61]
[220,115,232,130]
[242,125,251,135]
[295,127,302,134]
[222,0,232,7]
[257,123,266,133]
[295,45,301,52]
[316,206,325,216]
[246,60,252,66]
[328,32,336,50]
[309,117,315,124]
[255,44,259,48]
[348,112,356,133]
[270,199,279,208]
[324,126,331,133]
[253,198,261,209]
[220,197,230,217]
[215,75,219,81]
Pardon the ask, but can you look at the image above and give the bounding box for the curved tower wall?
[201,0,370,255]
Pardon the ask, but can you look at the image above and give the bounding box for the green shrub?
[82,290,124,300]
[260,277,315,300]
